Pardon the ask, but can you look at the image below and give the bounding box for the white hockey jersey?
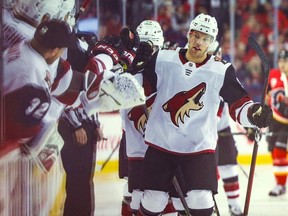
[144,49,255,154]
[3,41,51,139]
[120,74,155,158]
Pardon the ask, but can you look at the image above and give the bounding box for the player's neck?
[185,50,207,64]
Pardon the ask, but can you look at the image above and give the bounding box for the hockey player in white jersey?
[133,13,272,216]
[119,20,176,215]
[2,19,79,144]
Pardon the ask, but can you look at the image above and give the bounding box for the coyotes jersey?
[144,49,254,154]
[267,68,288,124]
[120,74,156,158]
[3,41,51,139]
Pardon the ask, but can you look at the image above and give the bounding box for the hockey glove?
[134,41,153,63]
[92,35,124,65]
[128,41,154,74]
[119,27,140,67]
[248,103,272,128]
[163,41,179,50]
[76,31,98,53]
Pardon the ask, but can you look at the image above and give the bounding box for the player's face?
[187,30,213,61]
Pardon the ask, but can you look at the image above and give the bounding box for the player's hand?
[248,103,272,128]
[95,127,105,141]
[119,27,140,67]
[91,35,124,65]
[74,127,88,145]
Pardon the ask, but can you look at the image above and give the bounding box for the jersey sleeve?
[4,84,51,139]
[220,65,254,126]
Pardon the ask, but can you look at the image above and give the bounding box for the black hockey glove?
[134,41,154,63]
[278,102,288,117]
[119,27,140,67]
[91,35,124,65]
[127,41,154,74]
[163,41,179,50]
[248,103,272,128]
[76,31,98,53]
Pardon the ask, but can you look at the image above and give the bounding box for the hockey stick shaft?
[243,36,271,216]
[172,175,190,216]
[247,36,270,107]
[212,194,220,216]
[238,163,250,179]
[74,0,92,22]
[243,138,258,216]
[99,141,120,171]
[219,130,288,137]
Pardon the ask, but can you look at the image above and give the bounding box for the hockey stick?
[172,175,191,216]
[212,194,220,216]
[74,0,92,22]
[97,141,120,171]
[218,130,285,137]
[238,163,250,179]
[243,36,270,216]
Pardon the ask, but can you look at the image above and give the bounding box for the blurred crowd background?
[76,0,288,102]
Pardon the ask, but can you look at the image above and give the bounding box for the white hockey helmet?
[4,0,16,8]
[188,13,218,42]
[136,20,164,49]
[14,0,63,25]
[58,0,76,26]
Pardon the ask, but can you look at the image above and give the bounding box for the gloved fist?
[76,31,98,51]
[91,35,124,65]
[126,41,154,74]
[248,103,272,128]
[120,27,140,66]
[163,41,179,50]
[134,41,154,63]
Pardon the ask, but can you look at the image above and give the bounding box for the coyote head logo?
[162,82,206,127]
[128,94,156,133]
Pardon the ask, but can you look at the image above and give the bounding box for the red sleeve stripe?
[229,96,252,122]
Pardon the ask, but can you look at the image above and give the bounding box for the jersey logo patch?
[162,82,206,127]
[128,94,156,133]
